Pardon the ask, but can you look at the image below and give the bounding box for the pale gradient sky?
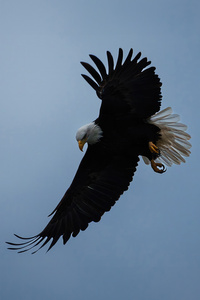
[1,1,200,299]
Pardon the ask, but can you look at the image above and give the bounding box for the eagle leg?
[151,159,166,173]
[148,141,165,173]
[149,141,159,154]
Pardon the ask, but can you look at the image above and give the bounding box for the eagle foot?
[151,159,166,174]
[149,141,159,154]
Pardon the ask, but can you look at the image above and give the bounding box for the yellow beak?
[78,139,86,152]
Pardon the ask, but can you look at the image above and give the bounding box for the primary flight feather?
[7,48,191,253]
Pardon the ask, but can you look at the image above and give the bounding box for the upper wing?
[7,144,139,253]
[81,48,162,118]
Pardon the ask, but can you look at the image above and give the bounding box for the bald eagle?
[7,48,191,253]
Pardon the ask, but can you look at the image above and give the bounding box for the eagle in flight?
[7,48,191,253]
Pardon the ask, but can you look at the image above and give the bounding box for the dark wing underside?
[7,48,161,254]
[81,48,162,118]
[7,145,139,253]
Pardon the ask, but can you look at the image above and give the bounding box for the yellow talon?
[151,159,166,174]
[149,141,159,154]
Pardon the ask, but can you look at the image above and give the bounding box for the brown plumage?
[7,48,191,253]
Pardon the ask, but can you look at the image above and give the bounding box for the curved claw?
[149,141,159,154]
[151,159,166,174]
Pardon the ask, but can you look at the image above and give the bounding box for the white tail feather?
[142,107,191,167]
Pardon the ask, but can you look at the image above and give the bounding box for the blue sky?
[0,0,200,299]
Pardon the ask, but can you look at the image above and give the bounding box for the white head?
[76,122,103,151]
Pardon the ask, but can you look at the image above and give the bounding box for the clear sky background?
[0,1,199,299]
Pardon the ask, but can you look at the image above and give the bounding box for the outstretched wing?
[7,144,139,253]
[81,48,162,118]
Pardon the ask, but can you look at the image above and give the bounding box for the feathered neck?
[76,122,103,145]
